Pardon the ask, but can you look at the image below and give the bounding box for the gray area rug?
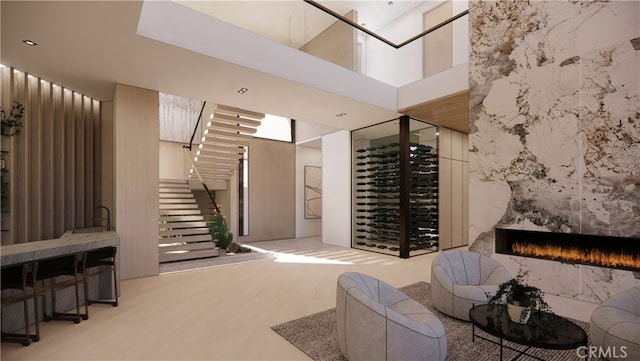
[271,282,590,361]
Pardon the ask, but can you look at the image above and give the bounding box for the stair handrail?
[183,147,220,214]
[184,101,206,151]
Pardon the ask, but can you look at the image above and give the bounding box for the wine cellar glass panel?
[351,117,438,258]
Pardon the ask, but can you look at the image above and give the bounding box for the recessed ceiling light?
[361,22,366,26]
[336,113,347,117]
[22,40,37,46]
[237,87,248,94]
[387,1,393,5]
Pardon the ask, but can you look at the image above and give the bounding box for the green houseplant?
[1,101,25,136]
[487,273,551,324]
[207,204,233,252]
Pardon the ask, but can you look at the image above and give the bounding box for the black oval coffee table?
[469,304,588,361]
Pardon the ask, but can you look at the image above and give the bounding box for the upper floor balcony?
[176,0,469,88]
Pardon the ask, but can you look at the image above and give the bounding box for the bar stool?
[81,246,118,320]
[31,254,84,331]
[1,262,38,346]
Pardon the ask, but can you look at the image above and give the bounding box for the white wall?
[159,141,190,180]
[364,0,469,87]
[397,62,469,110]
[321,130,351,248]
[296,145,322,238]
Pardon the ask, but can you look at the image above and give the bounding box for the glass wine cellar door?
[352,115,439,258]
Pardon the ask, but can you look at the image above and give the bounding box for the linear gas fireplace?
[495,228,640,272]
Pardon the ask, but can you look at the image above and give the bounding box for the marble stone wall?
[468,0,640,303]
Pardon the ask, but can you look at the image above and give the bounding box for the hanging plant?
[0,101,25,136]
[1,176,7,212]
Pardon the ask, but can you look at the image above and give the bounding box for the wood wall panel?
[0,67,101,245]
[451,160,463,248]
[438,157,452,250]
[239,138,295,243]
[438,127,469,250]
[462,161,469,246]
[439,127,452,158]
[64,89,75,231]
[113,83,159,279]
[399,91,469,134]
[15,71,26,241]
[75,93,85,227]
[100,102,114,229]
[42,82,54,237]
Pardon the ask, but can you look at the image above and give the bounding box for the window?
[253,114,293,142]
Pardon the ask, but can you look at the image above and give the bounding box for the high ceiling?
[1,1,467,134]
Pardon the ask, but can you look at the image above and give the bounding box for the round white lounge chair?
[590,286,640,360]
[336,272,447,361]
[431,250,512,321]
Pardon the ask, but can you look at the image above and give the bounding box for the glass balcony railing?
[177,0,469,88]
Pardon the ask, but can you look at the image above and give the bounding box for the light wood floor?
[1,237,442,360]
[1,237,594,360]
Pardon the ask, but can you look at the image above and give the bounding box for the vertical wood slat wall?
[0,66,101,245]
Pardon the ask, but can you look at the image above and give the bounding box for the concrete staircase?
[158,179,219,263]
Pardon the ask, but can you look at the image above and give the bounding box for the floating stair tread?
[159,227,210,237]
[159,187,192,193]
[159,242,216,253]
[159,249,220,263]
[159,179,189,184]
[215,105,264,120]
[159,234,213,245]
[159,204,199,210]
[159,209,202,216]
[159,193,195,199]
[159,198,196,204]
[159,221,208,229]
[159,215,205,222]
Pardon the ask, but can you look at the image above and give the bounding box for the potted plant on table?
[487,273,551,324]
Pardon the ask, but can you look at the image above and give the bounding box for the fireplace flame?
[512,241,640,270]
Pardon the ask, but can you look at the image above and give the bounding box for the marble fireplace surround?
[467,1,640,307]
[493,252,640,306]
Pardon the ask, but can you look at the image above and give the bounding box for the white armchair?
[590,286,640,360]
[336,272,447,361]
[431,250,512,321]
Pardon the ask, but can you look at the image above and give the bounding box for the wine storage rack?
[352,116,439,258]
